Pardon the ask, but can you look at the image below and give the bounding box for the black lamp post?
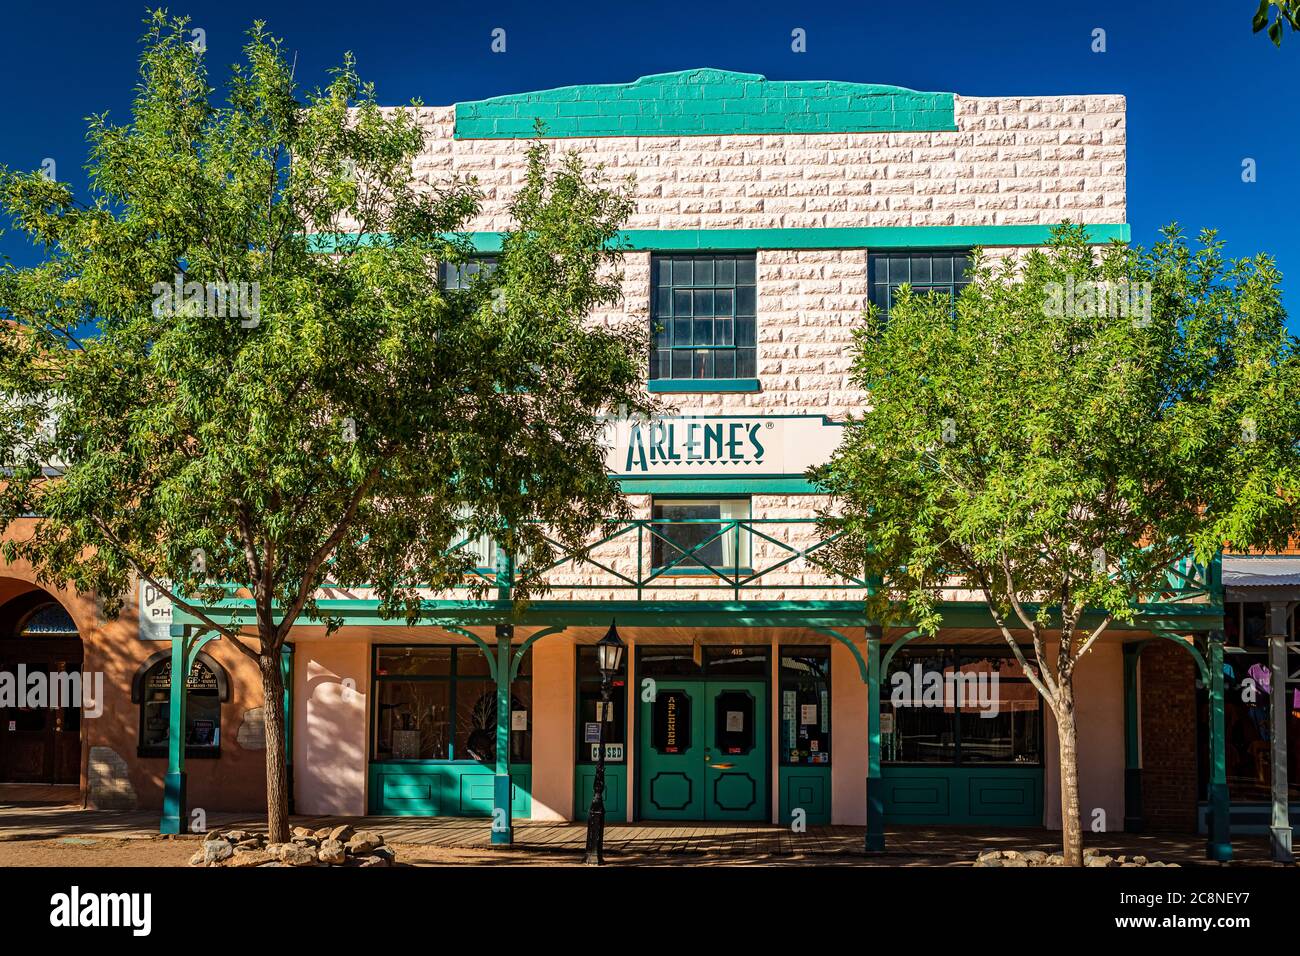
[583,620,625,865]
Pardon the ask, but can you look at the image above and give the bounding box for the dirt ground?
[0,836,936,867]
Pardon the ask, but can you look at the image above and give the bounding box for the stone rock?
[1083,847,1099,858]
[236,838,263,850]
[202,831,229,844]
[328,824,355,843]
[1133,855,1149,866]
[1085,856,1111,867]
[366,846,396,864]
[314,826,334,840]
[264,843,286,860]
[291,826,315,839]
[1023,850,1048,864]
[347,831,385,855]
[357,854,391,867]
[292,837,320,849]
[203,841,234,864]
[225,830,252,843]
[1047,854,1064,865]
[188,849,206,866]
[1115,855,1127,864]
[226,850,273,868]
[1121,862,1139,867]
[1148,860,1165,867]
[318,839,347,865]
[976,849,1003,863]
[281,844,319,867]
[1002,850,1023,861]
[1003,858,1029,867]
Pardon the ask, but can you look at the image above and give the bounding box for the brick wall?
[1139,641,1200,831]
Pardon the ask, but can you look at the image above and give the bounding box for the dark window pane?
[673,317,691,346]
[735,348,756,378]
[931,256,953,283]
[735,256,756,285]
[672,258,693,286]
[888,256,910,282]
[693,258,715,285]
[715,318,734,347]
[735,285,756,317]
[714,288,734,317]
[673,289,692,317]
[693,317,714,346]
[715,257,736,285]
[780,648,832,765]
[671,350,693,379]
[374,680,451,760]
[910,256,932,283]
[692,349,714,378]
[735,316,756,347]
[713,348,736,377]
[714,689,756,754]
[652,501,723,569]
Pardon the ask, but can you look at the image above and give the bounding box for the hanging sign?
[511,710,528,731]
[138,580,175,641]
[604,415,842,477]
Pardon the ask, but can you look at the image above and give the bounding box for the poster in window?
[652,690,691,754]
[800,704,817,725]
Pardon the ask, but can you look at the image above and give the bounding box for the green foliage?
[818,223,1300,677]
[1254,0,1300,45]
[0,12,650,653]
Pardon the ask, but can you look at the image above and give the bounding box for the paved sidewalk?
[0,802,1282,865]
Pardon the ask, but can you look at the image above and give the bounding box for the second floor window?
[868,250,972,322]
[651,254,757,381]
[439,256,498,290]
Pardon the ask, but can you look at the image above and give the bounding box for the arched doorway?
[0,587,83,784]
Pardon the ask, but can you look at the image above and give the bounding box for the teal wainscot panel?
[368,763,532,818]
[779,766,831,825]
[574,765,628,823]
[879,767,1042,826]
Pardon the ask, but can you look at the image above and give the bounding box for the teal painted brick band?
[454,69,957,139]
[306,224,1131,254]
[648,378,760,393]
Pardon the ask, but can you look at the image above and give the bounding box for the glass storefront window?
[371,645,531,763]
[138,658,223,756]
[650,498,751,572]
[1198,605,1300,802]
[577,646,627,764]
[780,648,831,766]
[883,647,1041,766]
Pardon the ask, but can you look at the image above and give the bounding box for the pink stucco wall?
[292,641,369,816]
[831,639,868,825]
[530,634,575,821]
[1043,640,1125,831]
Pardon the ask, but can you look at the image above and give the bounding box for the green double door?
[638,680,767,821]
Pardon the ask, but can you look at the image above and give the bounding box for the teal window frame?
[370,644,531,764]
[649,495,753,575]
[650,253,757,388]
[883,645,1043,768]
[868,249,973,322]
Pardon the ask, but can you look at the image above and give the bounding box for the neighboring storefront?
[5,69,1282,859]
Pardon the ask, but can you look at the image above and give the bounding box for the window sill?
[648,378,760,394]
[137,747,221,759]
[651,567,753,577]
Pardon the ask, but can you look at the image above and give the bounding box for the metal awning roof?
[1222,555,1300,592]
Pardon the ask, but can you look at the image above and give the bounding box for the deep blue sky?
[2,0,1297,329]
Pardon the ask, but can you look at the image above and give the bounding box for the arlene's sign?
[605,414,842,477]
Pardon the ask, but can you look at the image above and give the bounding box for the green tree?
[0,14,648,841]
[818,224,1300,865]
[1254,1,1300,44]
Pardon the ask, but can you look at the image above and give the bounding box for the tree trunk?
[1056,673,1084,866]
[259,652,290,843]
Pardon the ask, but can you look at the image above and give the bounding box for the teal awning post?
[1268,603,1294,862]
[492,624,513,845]
[282,643,295,815]
[1122,642,1145,832]
[492,540,514,845]
[865,623,884,852]
[1206,630,1232,861]
[160,627,189,834]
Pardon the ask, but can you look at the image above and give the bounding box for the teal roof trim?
[453,68,958,139]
